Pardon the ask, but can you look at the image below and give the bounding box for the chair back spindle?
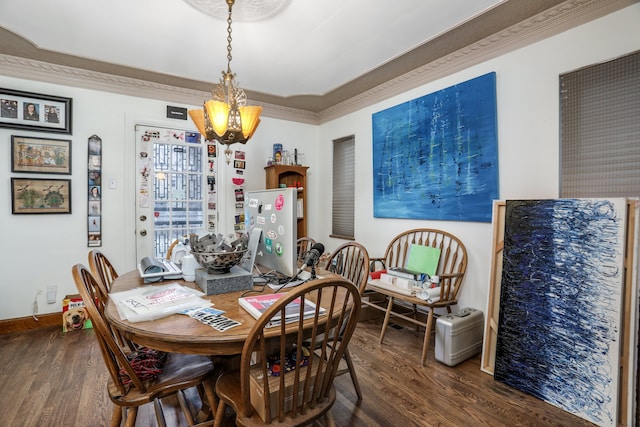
[88,249,119,298]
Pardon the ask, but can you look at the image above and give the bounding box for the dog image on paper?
[62,295,93,332]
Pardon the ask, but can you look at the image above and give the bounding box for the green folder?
[405,244,441,276]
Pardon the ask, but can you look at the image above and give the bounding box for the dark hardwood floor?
[0,319,594,427]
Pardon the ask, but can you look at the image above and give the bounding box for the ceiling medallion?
[183,0,292,22]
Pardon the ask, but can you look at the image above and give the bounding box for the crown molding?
[319,0,636,123]
[0,53,320,124]
[0,0,633,126]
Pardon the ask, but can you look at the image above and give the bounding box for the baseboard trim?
[0,312,62,335]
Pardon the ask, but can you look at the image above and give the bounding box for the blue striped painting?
[495,199,626,426]
[371,72,498,222]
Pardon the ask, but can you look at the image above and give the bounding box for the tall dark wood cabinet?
[265,165,308,238]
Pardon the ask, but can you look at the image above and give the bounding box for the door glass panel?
[153,142,204,258]
[135,126,209,261]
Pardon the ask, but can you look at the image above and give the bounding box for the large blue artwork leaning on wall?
[372,72,498,222]
[495,198,626,426]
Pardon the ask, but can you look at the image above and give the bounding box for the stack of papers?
[368,279,416,296]
[110,282,212,323]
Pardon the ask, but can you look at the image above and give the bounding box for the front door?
[134,125,212,260]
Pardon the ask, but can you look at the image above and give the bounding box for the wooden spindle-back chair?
[213,278,361,426]
[324,241,370,401]
[296,237,317,263]
[72,264,217,427]
[366,228,467,366]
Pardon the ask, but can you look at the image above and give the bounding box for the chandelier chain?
[226,2,233,74]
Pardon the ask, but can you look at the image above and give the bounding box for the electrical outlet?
[46,285,57,304]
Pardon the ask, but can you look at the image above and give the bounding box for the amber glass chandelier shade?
[189,102,262,143]
[188,109,208,137]
[239,105,263,138]
[204,100,231,137]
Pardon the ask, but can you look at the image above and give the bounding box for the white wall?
[315,4,640,313]
[1,3,638,320]
[0,78,318,320]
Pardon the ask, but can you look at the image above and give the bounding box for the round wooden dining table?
[105,269,343,357]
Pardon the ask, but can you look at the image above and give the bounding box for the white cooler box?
[435,307,483,366]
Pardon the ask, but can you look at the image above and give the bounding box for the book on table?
[238,293,325,327]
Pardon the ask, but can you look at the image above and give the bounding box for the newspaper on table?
[109,282,212,323]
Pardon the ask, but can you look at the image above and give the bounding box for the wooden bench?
[365,228,467,366]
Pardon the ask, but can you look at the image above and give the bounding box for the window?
[331,136,355,239]
[560,50,640,198]
[152,140,206,258]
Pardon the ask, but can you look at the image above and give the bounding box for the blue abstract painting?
[495,199,626,426]
[372,72,498,222]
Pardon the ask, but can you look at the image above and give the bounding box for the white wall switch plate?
[46,285,57,304]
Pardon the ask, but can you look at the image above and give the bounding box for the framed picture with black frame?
[11,177,72,214]
[0,88,72,134]
[11,135,72,174]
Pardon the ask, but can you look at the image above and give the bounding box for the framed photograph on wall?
[87,134,102,247]
[11,135,72,174]
[0,88,72,134]
[11,177,72,214]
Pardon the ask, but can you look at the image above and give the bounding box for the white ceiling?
[0,0,504,98]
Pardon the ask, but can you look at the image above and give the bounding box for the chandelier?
[189,0,262,163]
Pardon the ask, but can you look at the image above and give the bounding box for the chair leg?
[153,398,167,427]
[109,405,122,427]
[412,303,419,332]
[201,378,219,422]
[213,401,226,427]
[379,296,394,345]
[421,310,435,367]
[124,406,138,427]
[343,348,362,402]
[177,390,195,426]
[324,410,336,427]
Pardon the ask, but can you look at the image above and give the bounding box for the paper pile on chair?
[110,282,212,322]
[367,279,415,296]
[380,273,420,292]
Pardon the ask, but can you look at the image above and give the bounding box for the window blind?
[332,136,355,239]
[560,50,640,198]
